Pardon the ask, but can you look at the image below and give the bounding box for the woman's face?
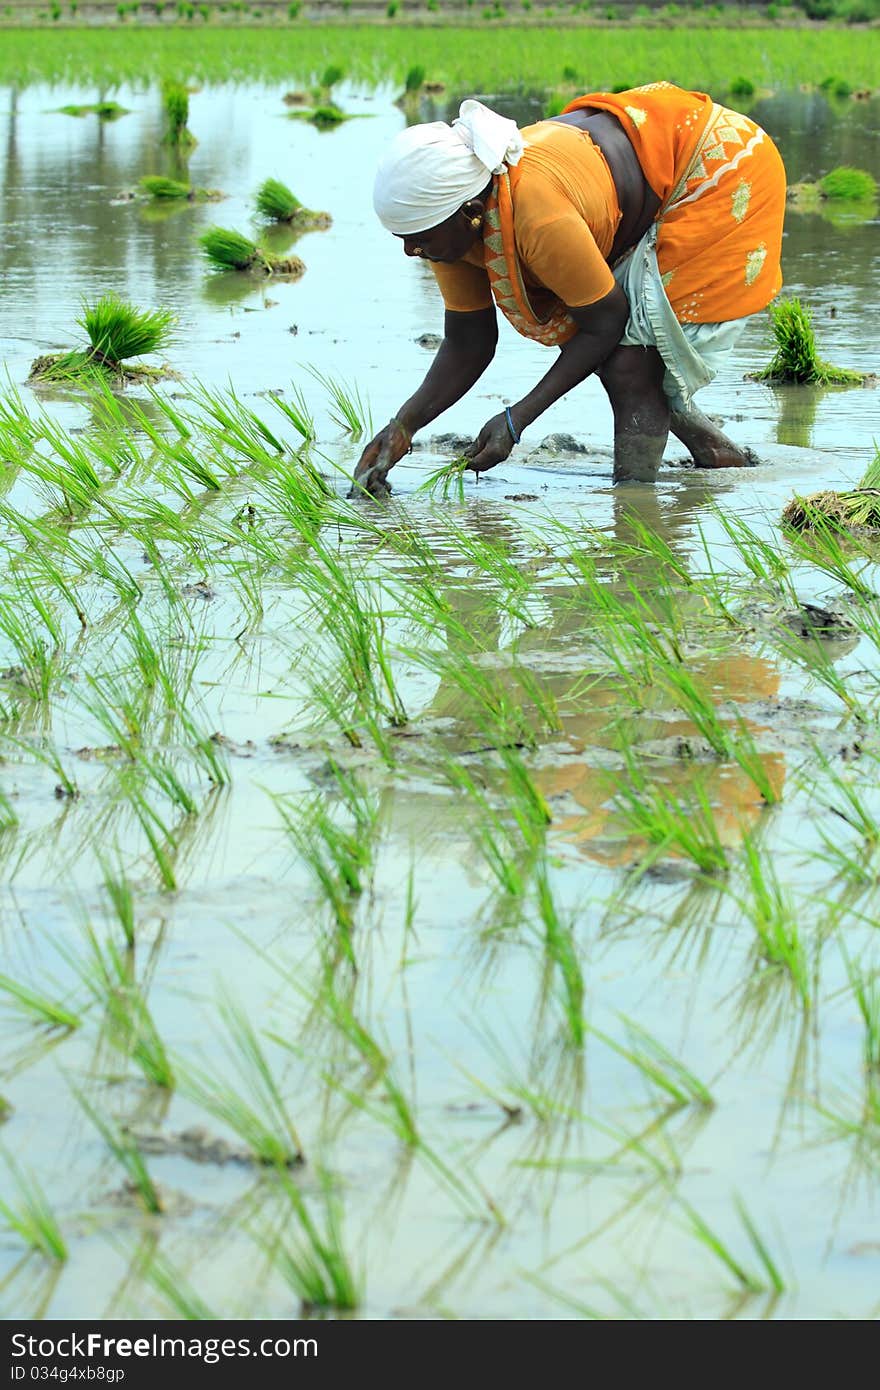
[396,203,484,263]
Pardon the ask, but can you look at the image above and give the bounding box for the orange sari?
[481,82,785,343]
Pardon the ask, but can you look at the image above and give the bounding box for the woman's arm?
[463,285,630,471]
[350,306,498,497]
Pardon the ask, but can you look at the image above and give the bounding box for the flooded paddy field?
[1,45,880,1319]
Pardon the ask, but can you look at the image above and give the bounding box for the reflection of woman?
[354,83,786,495]
[417,486,786,865]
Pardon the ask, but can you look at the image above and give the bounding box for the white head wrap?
[372,99,526,235]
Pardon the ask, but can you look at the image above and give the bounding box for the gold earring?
[412,247,423,257]
[470,216,482,229]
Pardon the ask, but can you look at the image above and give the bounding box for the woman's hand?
[462,412,516,473]
[349,418,412,498]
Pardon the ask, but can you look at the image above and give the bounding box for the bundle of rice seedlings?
[137,175,224,203]
[751,297,867,386]
[320,64,344,92]
[139,175,192,200]
[781,452,880,533]
[29,293,175,383]
[253,177,332,231]
[162,79,196,147]
[80,295,175,364]
[199,225,305,278]
[309,104,347,129]
[819,166,877,201]
[404,64,426,94]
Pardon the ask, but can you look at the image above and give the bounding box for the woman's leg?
[669,403,758,468]
[598,344,669,483]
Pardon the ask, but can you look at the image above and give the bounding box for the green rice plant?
[161,78,196,146]
[128,790,178,891]
[0,972,81,1032]
[803,744,880,849]
[533,859,585,1047]
[307,104,348,130]
[767,620,867,719]
[74,927,175,1089]
[712,507,798,602]
[198,225,304,277]
[607,760,730,877]
[80,294,175,367]
[781,446,880,536]
[98,852,137,949]
[752,297,867,386]
[678,1192,786,1294]
[0,580,64,703]
[253,177,331,233]
[179,989,303,1167]
[416,456,469,503]
[404,63,426,93]
[0,788,17,833]
[56,101,129,119]
[138,174,192,199]
[268,383,317,444]
[840,945,880,1072]
[29,294,175,384]
[819,166,877,202]
[0,1151,67,1260]
[783,513,876,597]
[319,63,344,91]
[74,1090,163,1214]
[734,836,811,1003]
[590,1014,714,1108]
[139,1250,218,1319]
[264,1168,362,1313]
[273,772,379,962]
[440,757,531,897]
[305,367,371,438]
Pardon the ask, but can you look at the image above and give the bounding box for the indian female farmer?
[351,82,786,496]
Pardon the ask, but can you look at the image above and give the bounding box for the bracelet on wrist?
[504,406,521,444]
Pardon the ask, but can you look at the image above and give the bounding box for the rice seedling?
[533,859,585,1047]
[56,101,128,119]
[138,174,223,202]
[198,226,305,277]
[678,1192,786,1294]
[305,367,371,439]
[179,989,303,1167]
[29,293,175,384]
[415,456,469,503]
[819,167,877,202]
[0,972,81,1032]
[263,1168,362,1313]
[253,177,331,232]
[712,507,798,603]
[138,1249,218,1320]
[840,945,880,1073]
[803,744,880,848]
[0,1151,67,1260]
[440,757,533,898]
[751,297,867,386]
[733,836,811,1003]
[73,927,175,1089]
[98,852,137,949]
[273,771,379,962]
[161,78,196,146]
[782,447,880,536]
[268,383,317,444]
[783,515,876,598]
[73,1090,163,1214]
[607,760,730,877]
[590,1014,714,1108]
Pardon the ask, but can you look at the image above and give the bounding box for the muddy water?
[1,80,880,1321]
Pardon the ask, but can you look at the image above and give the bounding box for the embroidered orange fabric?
[430,83,785,338]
